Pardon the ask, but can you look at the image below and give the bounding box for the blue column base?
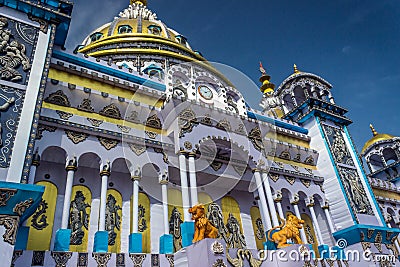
[54,229,71,252]
[159,234,173,254]
[264,229,278,250]
[331,246,346,260]
[181,222,195,247]
[129,233,143,253]
[318,244,330,259]
[93,231,109,253]
[15,226,30,250]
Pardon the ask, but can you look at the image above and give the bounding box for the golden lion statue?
[267,214,304,248]
[189,204,218,242]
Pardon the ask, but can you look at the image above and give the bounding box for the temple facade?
[0,0,399,266]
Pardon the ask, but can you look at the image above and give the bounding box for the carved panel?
[178,108,198,137]
[66,130,88,144]
[92,253,111,267]
[165,254,174,267]
[322,124,354,166]
[98,137,119,150]
[105,194,121,246]
[11,250,23,267]
[78,98,95,113]
[130,254,146,267]
[77,253,88,267]
[129,143,146,156]
[69,191,90,245]
[151,254,159,267]
[169,207,183,252]
[32,251,45,266]
[138,204,147,233]
[36,124,56,140]
[44,90,71,107]
[99,103,121,119]
[51,251,72,267]
[116,253,125,267]
[0,215,19,245]
[0,188,16,206]
[248,127,264,152]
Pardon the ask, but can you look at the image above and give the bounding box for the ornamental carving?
[0,17,33,82]
[11,250,23,267]
[138,204,147,232]
[209,160,223,171]
[146,114,162,129]
[216,118,232,131]
[269,173,280,182]
[300,179,311,188]
[116,253,125,267]
[227,249,264,267]
[87,118,103,127]
[129,143,146,156]
[0,215,19,245]
[51,251,72,267]
[69,191,90,245]
[151,254,159,267]
[98,137,119,150]
[304,155,315,165]
[119,2,157,20]
[99,103,122,119]
[201,114,213,126]
[0,188,16,206]
[126,110,139,123]
[56,111,73,120]
[78,98,95,113]
[284,175,296,185]
[322,125,353,166]
[154,147,169,163]
[235,123,246,135]
[233,165,246,176]
[212,259,227,267]
[31,199,49,230]
[248,127,264,152]
[13,198,33,216]
[255,218,265,240]
[207,203,229,244]
[279,150,291,160]
[105,194,121,246]
[66,130,88,144]
[117,125,130,133]
[32,251,45,266]
[36,124,57,140]
[92,253,111,267]
[165,254,174,267]
[129,254,146,267]
[211,240,224,254]
[44,90,71,107]
[178,108,198,137]
[169,207,183,252]
[226,213,246,249]
[77,253,88,267]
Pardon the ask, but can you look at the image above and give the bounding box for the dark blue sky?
[65,0,400,152]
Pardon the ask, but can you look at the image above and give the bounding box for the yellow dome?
[78,1,204,61]
[361,124,395,154]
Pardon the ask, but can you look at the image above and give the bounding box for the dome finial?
[259,61,275,94]
[131,0,147,5]
[294,64,300,74]
[370,124,378,136]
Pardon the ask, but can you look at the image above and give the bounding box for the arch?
[250,206,266,250]
[283,93,295,110]
[27,181,58,251]
[301,213,319,256]
[78,152,101,170]
[40,146,67,165]
[69,185,92,252]
[369,153,385,170]
[293,85,307,105]
[130,192,151,253]
[118,25,132,34]
[106,189,123,253]
[383,147,398,165]
[111,158,132,174]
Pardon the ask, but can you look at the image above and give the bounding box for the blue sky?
[65,0,400,152]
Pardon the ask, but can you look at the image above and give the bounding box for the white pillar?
[308,204,324,245]
[188,153,198,206]
[98,161,110,232]
[61,157,77,229]
[160,175,169,235]
[322,205,335,233]
[179,151,191,221]
[132,176,140,233]
[254,170,272,230]
[274,196,285,221]
[262,172,279,227]
[292,201,307,243]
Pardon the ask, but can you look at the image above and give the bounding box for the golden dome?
[361,124,395,154]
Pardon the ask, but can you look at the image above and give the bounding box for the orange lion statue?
[267,214,304,248]
[189,204,218,242]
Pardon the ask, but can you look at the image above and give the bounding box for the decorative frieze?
[130,254,146,267]
[66,130,89,144]
[0,188,16,206]
[51,251,72,267]
[98,137,119,150]
[92,253,111,267]
[44,90,71,107]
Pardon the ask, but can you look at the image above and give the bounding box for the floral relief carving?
[98,137,119,150]
[66,130,89,144]
[0,188,16,206]
[0,215,19,245]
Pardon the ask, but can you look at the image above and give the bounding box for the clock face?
[198,85,213,100]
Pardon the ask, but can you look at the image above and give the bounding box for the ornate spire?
[131,0,147,5]
[370,124,378,137]
[294,64,300,74]
[259,62,275,95]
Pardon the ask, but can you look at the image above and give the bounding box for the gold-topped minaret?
[370,124,378,136]
[293,64,300,74]
[259,62,275,94]
[131,0,147,5]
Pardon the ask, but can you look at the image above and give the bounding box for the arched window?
[383,147,398,166]
[369,153,385,172]
[148,25,161,36]
[283,93,295,110]
[293,86,307,105]
[90,32,103,42]
[175,35,187,45]
[118,25,132,34]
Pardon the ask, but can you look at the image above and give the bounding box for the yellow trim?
[69,185,92,253]
[79,34,203,61]
[373,188,400,201]
[27,181,58,251]
[107,189,123,253]
[42,102,164,134]
[268,156,317,170]
[250,206,266,250]
[266,132,310,148]
[221,196,243,233]
[48,68,163,108]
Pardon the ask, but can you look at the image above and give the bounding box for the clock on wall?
[198,85,213,100]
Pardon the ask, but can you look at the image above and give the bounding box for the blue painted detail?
[54,229,71,252]
[15,226,30,250]
[52,50,166,92]
[93,231,109,253]
[247,112,309,135]
[0,0,73,46]
[331,246,346,260]
[0,182,44,222]
[318,244,330,259]
[181,221,195,247]
[333,224,400,246]
[264,229,278,250]
[315,117,358,224]
[129,233,143,253]
[159,234,174,254]
[343,126,386,225]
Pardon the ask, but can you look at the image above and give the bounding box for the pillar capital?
[321,200,330,210]
[131,176,141,181]
[274,190,283,202]
[65,156,77,172]
[159,170,168,185]
[188,152,196,158]
[290,193,300,205]
[306,196,315,207]
[178,149,189,156]
[252,168,260,173]
[100,160,111,176]
[32,149,41,167]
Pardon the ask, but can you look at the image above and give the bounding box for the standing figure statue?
[69,191,90,245]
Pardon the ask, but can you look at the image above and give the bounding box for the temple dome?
[362,124,395,154]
